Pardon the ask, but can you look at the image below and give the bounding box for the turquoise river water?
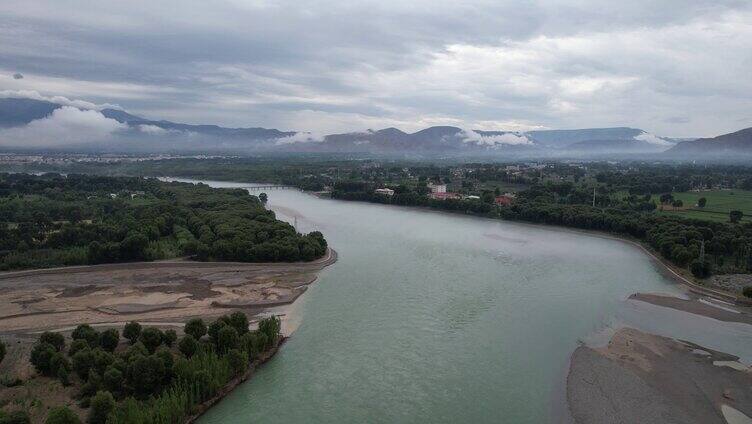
[182,180,751,424]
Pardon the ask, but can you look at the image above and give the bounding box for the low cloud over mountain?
[0,95,703,157]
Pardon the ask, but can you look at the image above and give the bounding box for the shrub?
[88,391,115,424]
[45,406,81,424]
[0,410,30,424]
[122,322,141,344]
[183,319,207,340]
[258,316,281,346]
[98,329,119,352]
[40,331,65,352]
[50,353,71,385]
[138,328,163,354]
[72,325,99,347]
[0,340,5,365]
[162,329,177,347]
[178,335,198,358]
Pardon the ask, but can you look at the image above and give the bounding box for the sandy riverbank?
[567,327,752,424]
[0,248,337,335]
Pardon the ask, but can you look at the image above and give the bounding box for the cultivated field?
[653,189,752,223]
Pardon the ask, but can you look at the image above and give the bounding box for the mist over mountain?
[0,96,696,158]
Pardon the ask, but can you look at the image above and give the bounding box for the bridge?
[243,185,296,191]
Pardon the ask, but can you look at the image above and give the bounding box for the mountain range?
[1,96,750,159]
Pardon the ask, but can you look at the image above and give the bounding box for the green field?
[652,189,752,223]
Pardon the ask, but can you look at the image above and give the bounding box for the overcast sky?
[1,1,751,137]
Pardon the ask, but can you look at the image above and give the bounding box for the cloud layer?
[0,106,126,147]
[1,1,751,137]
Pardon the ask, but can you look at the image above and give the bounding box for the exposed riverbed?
[181,180,752,423]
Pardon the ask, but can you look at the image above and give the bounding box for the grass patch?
[653,189,752,223]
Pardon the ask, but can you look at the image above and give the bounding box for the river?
[181,180,747,423]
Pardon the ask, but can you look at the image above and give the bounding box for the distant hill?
[0,97,293,143]
[0,96,685,157]
[667,127,752,157]
[0,97,60,127]
[285,126,539,154]
[526,127,645,147]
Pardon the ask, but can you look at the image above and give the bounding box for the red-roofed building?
[494,195,515,206]
[429,192,461,200]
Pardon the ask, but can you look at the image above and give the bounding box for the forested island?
[0,173,327,270]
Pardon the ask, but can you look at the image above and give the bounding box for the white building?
[427,183,446,193]
[375,188,395,196]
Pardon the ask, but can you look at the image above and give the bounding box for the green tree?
[690,259,713,278]
[217,326,239,354]
[0,340,5,365]
[45,406,81,424]
[697,197,707,208]
[40,331,65,352]
[226,348,248,375]
[184,318,207,340]
[30,342,57,375]
[138,327,163,354]
[72,348,95,379]
[743,286,752,298]
[68,339,89,357]
[92,349,115,376]
[228,312,249,335]
[178,335,198,358]
[126,355,165,397]
[207,319,227,343]
[123,322,141,344]
[98,329,119,352]
[88,391,115,424]
[102,367,123,394]
[259,192,268,203]
[72,324,99,347]
[162,329,177,347]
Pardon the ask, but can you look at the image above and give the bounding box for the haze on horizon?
[1,1,751,138]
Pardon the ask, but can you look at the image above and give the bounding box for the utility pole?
[592,186,596,207]
[294,216,298,233]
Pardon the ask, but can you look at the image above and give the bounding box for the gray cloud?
[12,73,22,80]
[0,1,750,137]
[0,106,127,147]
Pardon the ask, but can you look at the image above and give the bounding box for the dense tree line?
[0,174,327,270]
[25,314,281,423]
[332,178,752,278]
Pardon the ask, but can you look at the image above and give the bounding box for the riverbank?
[567,327,752,424]
[0,248,336,334]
